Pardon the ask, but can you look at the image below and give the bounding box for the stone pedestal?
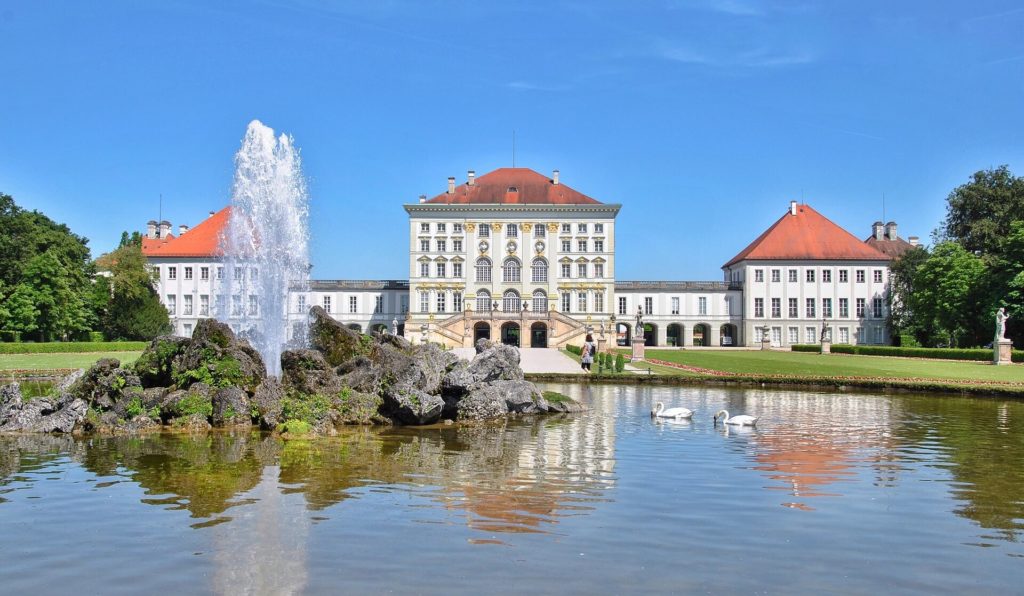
[994,339,1012,365]
[631,338,646,362]
[597,338,607,356]
[760,337,772,351]
[821,340,831,354]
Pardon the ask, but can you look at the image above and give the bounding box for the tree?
[939,166,1024,258]
[99,244,170,340]
[19,250,91,341]
[909,242,987,347]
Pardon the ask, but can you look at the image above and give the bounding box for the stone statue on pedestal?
[635,306,644,336]
[820,318,831,342]
[996,308,1009,340]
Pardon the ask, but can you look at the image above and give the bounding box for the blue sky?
[2,1,1022,280]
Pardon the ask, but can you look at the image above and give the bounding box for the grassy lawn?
[639,349,1024,384]
[0,351,142,371]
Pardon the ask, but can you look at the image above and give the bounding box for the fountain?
[219,120,310,376]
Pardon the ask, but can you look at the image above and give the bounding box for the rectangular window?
[452,239,462,252]
[479,224,489,237]
[874,326,884,343]
[644,297,653,315]
[594,239,604,252]
[453,292,463,312]
[789,298,798,318]
[419,291,429,313]
[420,223,430,233]
[436,239,446,252]
[374,296,383,313]
[594,223,604,233]
[453,262,463,278]
[578,223,587,233]
[420,239,429,252]
[561,223,571,233]
[699,296,708,316]
[200,294,210,316]
[453,223,463,233]
[839,327,849,343]
[723,296,730,315]
[754,298,764,317]
[296,295,305,314]
[420,262,429,277]
[562,292,571,313]
[839,298,849,317]
[534,224,545,238]
[823,298,832,318]
[788,327,799,344]
[618,296,627,315]
[231,295,242,317]
[822,270,831,283]
[671,297,680,315]
[215,295,226,316]
[201,267,209,280]
[771,298,781,318]
[248,295,258,316]
[856,270,865,283]
[168,267,177,280]
[184,267,193,280]
[217,267,224,280]
[349,296,357,313]
[577,239,587,252]
[771,269,780,283]
[806,298,816,318]
[874,270,883,283]
[755,269,764,282]
[234,267,243,281]
[873,297,883,318]
[856,298,866,317]
[166,294,176,314]
[578,292,587,313]
[789,269,798,283]
[806,327,816,344]
[594,263,604,278]
[561,240,571,252]
[561,263,571,278]
[594,291,604,313]
[506,223,518,238]
[183,295,193,315]
[839,269,848,283]
[476,260,491,282]
[183,323,193,337]
[436,262,446,277]
[806,270,816,282]
[436,292,446,313]
[323,296,332,313]
[532,262,547,283]
[401,296,408,313]
[577,263,587,278]
[436,223,446,233]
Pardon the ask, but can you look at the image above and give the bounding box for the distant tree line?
[889,166,1024,348]
[0,193,169,341]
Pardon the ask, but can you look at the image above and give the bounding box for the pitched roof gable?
[723,204,888,268]
[423,168,601,205]
[142,207,230,258]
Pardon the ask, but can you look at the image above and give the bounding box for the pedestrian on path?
[581,334,596,372]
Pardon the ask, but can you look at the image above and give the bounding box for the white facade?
[613,282,744,347]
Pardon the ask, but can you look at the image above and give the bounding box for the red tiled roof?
[864,235,916,258]
[141,234,175,253]
[142,207,230,258]
[423,168,601,205]
[723,204,889,268]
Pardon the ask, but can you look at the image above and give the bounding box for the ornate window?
[475,257,492,282]
[531,258,548,283]
[503,290,521,313]
[532,290,548,312]
[503,258,521,283]
[476,290,491,312]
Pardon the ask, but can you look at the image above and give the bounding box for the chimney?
[159,220,171,239]
[467,170,475,186]
[553,170,560,185]
[909,236,920,246]
[179,224,189,235]
[447,177,455,194]
[789,201,797,216]
[418,194,426,204]
[146,220,157,239]
[872,221,884,241]
[208,211,215,218]
[885,221,897,240]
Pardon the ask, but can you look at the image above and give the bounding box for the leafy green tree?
[100,244,170,340]
[886,245,929,343]
[4,283,41,336]
[909,242,987,347]
[19,250,91,341]
[939,166,1024,258]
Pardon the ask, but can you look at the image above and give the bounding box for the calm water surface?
[1,384,1022,595]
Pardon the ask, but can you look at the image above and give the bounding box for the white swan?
[714,409,758,426]
[651,402,694,419]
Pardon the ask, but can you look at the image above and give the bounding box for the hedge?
[0,341,148,354]
[792,343,1023,363]
[565,344,582,356]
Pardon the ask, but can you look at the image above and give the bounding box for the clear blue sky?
[2,1,1022,280]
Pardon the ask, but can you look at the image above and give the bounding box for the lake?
[1,383,1021,594]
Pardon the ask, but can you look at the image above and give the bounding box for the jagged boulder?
[455,384,511,421]
[309,306,370,366]
[0,383,88,433]
[69,358,143,410]
[281,349,341,395]
[212,387,251,427]
[497,380,549,414]
[335,355,383,394]
[252,378,284,429]
[381,386,445,425]
[133,335,189,387]
[161,383,214,420]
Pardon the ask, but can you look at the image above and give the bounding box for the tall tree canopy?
[95,243,170,340]
[939,166,1024,258]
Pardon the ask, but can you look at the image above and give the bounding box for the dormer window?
[507,186,518,193]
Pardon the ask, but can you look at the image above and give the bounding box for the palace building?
[142,166,916,349]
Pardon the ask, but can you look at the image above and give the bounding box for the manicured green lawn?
[0,351,142,371]
[639,349,1024,384]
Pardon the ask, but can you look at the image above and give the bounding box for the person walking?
[581,333,596,372]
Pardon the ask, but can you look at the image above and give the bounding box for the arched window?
[475,257,492,283]
[503,258,521,283]
[532,290,548,313]
[531,258,548,283]
[476,290,491,313]
[503,290,521,313]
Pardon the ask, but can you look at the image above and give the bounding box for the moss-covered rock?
[281,349,341,394]
[134,335,189,387]
[309,306,370,366]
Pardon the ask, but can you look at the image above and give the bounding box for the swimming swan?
[714,409,758,426]
[651,402,694,419]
